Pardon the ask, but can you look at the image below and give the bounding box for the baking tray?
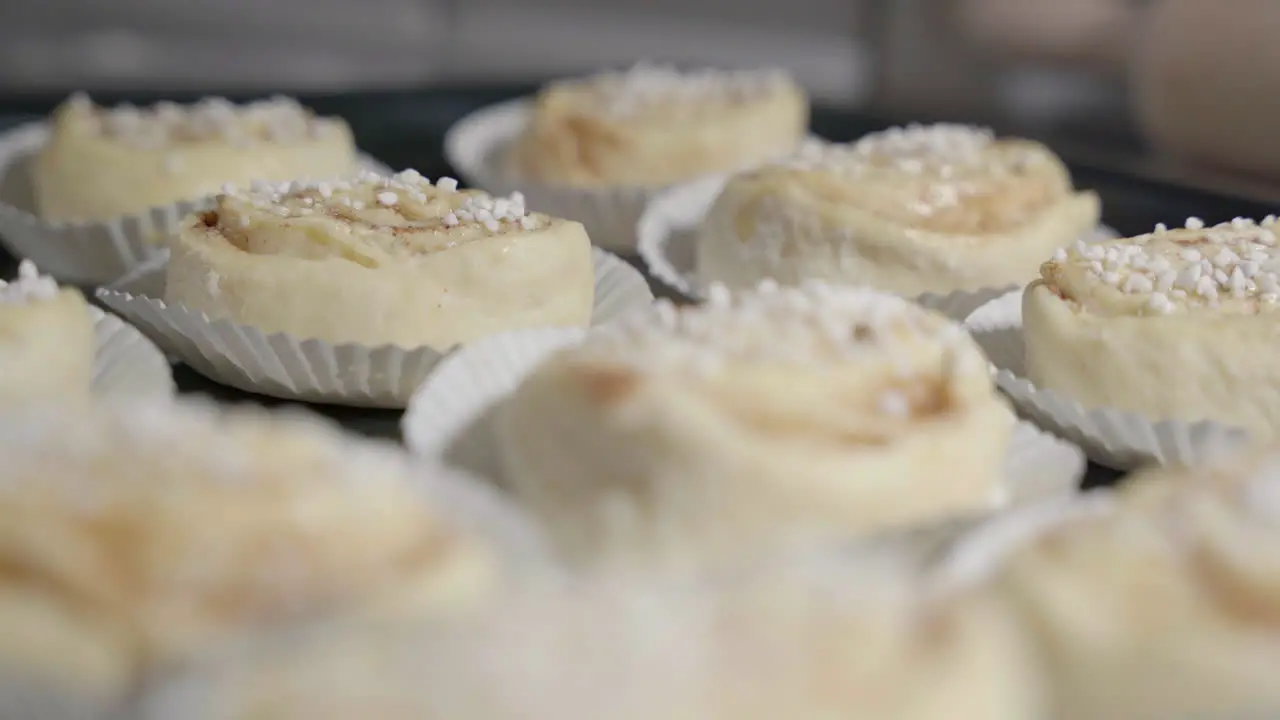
[2,84,1274,488]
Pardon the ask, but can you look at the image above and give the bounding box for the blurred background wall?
[0,0,1130,111]
[1,0,1275,198]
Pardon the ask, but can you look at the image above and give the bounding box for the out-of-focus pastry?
[695,125,1100,296]
[164,169,595,348]
[510,63,809,189]
[0,399,503,679]
[494,280,1011,568]
[1024,216,1280,438]
[32,94,358,223]
[137,562,1046,720]
[0,259,94,404]
[982,447,1280,720]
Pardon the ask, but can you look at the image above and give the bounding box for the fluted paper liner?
[930,491,1117,593]
[95,248,653,408]
[445,98,820,255]
[964,290,1249,470]
[0,120,393,285]
[637,174,1119,319]
[89,305,175,400]
[401,326,1087,560]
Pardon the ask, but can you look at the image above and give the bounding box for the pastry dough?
[510,63,809,188]
[695,125,1101,296]
[0,399,499,672]
[0,583,133,720]
[982,447,1280,720]
[138,564,1045,720]
[33,94,358,223]
[0,260,94,405]
[164,169,595,348]
[1024,216,1280,438]
[494,280,1012,568]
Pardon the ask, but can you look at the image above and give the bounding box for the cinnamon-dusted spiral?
[138,562,1044,720]
[695,124,1101,296]
[33,94,358,222]
[1024,216,1280,437]
[970,446,1280,720]
[164,169,595,347]
[0,399,506,715]
[0,260,93,405]
[510,63,809,188]
[494,280,1012,569]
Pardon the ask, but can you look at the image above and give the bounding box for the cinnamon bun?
[510,63,809,189]
[0,260,93,405]
[1024,216,1280,438]
[695,125,1101,296]
[0,399,500,681]
[982,446,1280,720]
[33,94,358,222]
[494,280,1012,568]
[138,563,1044,720]
[164,169,595,348]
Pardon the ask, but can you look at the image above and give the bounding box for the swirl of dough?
[33,94,359,222]
[510,63,809,188]
[0,399,501,681]
[138,563,1044,720]
[164,169,595,347]
[1023,216,1280,438]
[0,260,94,405]
[494,280,1011,568]
[695,124,1101,296]
[979,447,1280,720]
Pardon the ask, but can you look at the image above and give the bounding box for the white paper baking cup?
[89,305,175,400]
[401,326,1086,528]
[964,290,1250,470]
[444,98,819,255]
[637,174,1119,320]
[929,489,1118,593]
[94,248,653,409]
[406,460,560,581]
[0,121,392,285]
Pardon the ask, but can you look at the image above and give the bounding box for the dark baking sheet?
[2,84,1275,487]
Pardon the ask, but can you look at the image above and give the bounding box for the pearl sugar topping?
[581,62,792,117]
[0,260,59,304]
[1057,216,1280,313]
[790,124,998,176]
[221,170,537,232]
[590,279,983,401]
[1,399,415,503]
[66,92,331,149]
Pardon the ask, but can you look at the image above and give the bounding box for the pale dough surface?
[495,282,1011,569]
[137,565,1045,720]
[0,399,497,680]
[510,65,809,188]
[33,95,358,222]
[985,448,1280,720]
[164,171,595,348]
[1023,219,1280,438]
[696,126,1100,296]
[0,287,93,405]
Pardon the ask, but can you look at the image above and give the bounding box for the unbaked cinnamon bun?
[1024,216,1280,437]
[510,63,809,189]
[494,280,1012,568]
[695,125,1100,296]
[34,94,358,222]
[164,169,595,347]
